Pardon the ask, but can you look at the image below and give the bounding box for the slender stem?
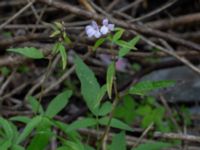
[36,55,54,114]
[100,79,120,150]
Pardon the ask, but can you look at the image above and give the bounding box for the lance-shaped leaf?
[129,80,175,96]
[58,43,67,70]
[75,55,100,114]
[45,90,72,118]
[7,47,44,59]
[106,62,115,99]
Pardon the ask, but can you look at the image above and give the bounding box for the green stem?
[100,79,120,150]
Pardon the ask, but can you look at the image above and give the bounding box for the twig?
[116,0,143,13]
[147,13,200,30]
[79,0,96,13]
[0,0,35,30]
[132,122,154,148]
[153,132,200,143]
[159,95,181,133]
[106,0,120,12]
[25,54,60,100]
[1,82,29,101]
[0,70,16,96]
[129,0,177,22]
[78,128,151,146]
[0,33,50,48]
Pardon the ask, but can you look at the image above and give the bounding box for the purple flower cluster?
[85,19,114,38]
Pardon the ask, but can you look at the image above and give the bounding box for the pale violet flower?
[100,18,115,35]
[85,21,101,38]
[85,19,115,38]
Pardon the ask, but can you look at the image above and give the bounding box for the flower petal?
[108,24,115,31]
[94,30,101,38]
[86,26,96,37]
[91,21,99,30]
[102,18,108,26]
[100,25,109,35]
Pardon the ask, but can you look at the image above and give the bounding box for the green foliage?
[17,65,30,73]
[53,42,68,70]
[66,118,97,132]
[50,21,71,70]
[28,96,44,114]
[99,117,133,131]
[0,117,14,142]
[93,38,106,51]
[63,32,72,45]
[114,95,137,124]
[59,43,68,70]
[114,95,176,132]
[7,47,44,59]
[16,116,42,144]
[10,116,31,124]
[50,21,62,37]
[75,55,101,114]
[95,85,107,108]
[106,62,115,99]
[135,98,171,132]
[112,28,125,42]
[62,140,85,150]
[97,101,112,116]
[129,80,176,96]
[109,131,126,150]
[45,90,72,118]
[27,117,52,150]
[0,67,11,76]
[179,106,192,126]
[118,35,140,57]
